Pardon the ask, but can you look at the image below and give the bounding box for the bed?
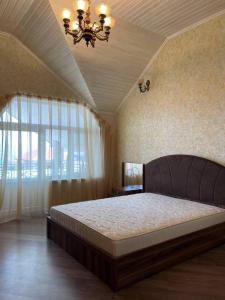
[47,155,225,291]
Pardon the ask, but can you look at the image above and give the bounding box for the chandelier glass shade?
[62,0,115,48]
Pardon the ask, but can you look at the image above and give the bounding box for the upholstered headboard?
[144,155,225,207]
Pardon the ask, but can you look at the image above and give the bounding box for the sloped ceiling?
[109,0,225,37]
[1,0,225,113]
[0,0,95,106]
[52,0,164,112]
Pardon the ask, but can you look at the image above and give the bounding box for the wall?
[0,33,76,101]
[116,14,225,186]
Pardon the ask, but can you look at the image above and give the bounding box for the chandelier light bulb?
[62,9,71,19]
[96,3,111,16]
[100,4,107,15]
[104,16,115,28]
[77,0,88,11]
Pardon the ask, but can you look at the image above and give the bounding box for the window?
[0,95,102,181]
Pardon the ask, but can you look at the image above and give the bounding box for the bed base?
[47,216,225,291]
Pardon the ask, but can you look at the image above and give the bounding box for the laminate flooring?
[1,218,225,300]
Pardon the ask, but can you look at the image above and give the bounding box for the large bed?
[47,155,225,290]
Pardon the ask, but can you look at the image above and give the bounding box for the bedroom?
[0,0,225,299]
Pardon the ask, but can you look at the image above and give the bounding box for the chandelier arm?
[95,28,111,40]
[66,29,81,38]
[99,14,106,31]
[74,32,84,43]
[66,30,73,36]
[78,19,84,31]
[94,26,104,34]
[78,24,84,31]
[95,33,108,41]
[77,9,85,31]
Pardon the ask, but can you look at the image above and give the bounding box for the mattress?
[50,193,225,257]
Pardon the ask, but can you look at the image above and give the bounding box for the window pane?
[41,101,49,125]
[21,99,29,123]
[31,100,39,125]
[21,131,38,179]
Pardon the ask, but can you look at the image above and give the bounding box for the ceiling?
[1,0,225,113]
[0,0,95,106]
[109,0,225,37]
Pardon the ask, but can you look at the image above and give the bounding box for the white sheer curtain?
[0,95,104,223]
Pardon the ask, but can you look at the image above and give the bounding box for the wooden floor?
[1,219,225,300]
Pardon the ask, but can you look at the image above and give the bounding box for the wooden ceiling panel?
[1,0,225,112]
[109,0,225,36]
[51,0,165,112]
[0,0,94,107]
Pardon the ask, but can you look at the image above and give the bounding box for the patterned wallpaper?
[0,33,76,101]
[116,14,225,186]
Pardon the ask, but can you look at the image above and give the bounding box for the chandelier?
[62,0,115,48]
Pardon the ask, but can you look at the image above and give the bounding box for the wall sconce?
[138,79,150,93]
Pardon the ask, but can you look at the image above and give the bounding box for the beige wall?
[116,14,225,186]
[0,33,76,101]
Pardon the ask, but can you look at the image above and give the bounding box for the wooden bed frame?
[47,155,225,291]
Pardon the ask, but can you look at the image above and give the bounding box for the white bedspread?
[50,193,225,257]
